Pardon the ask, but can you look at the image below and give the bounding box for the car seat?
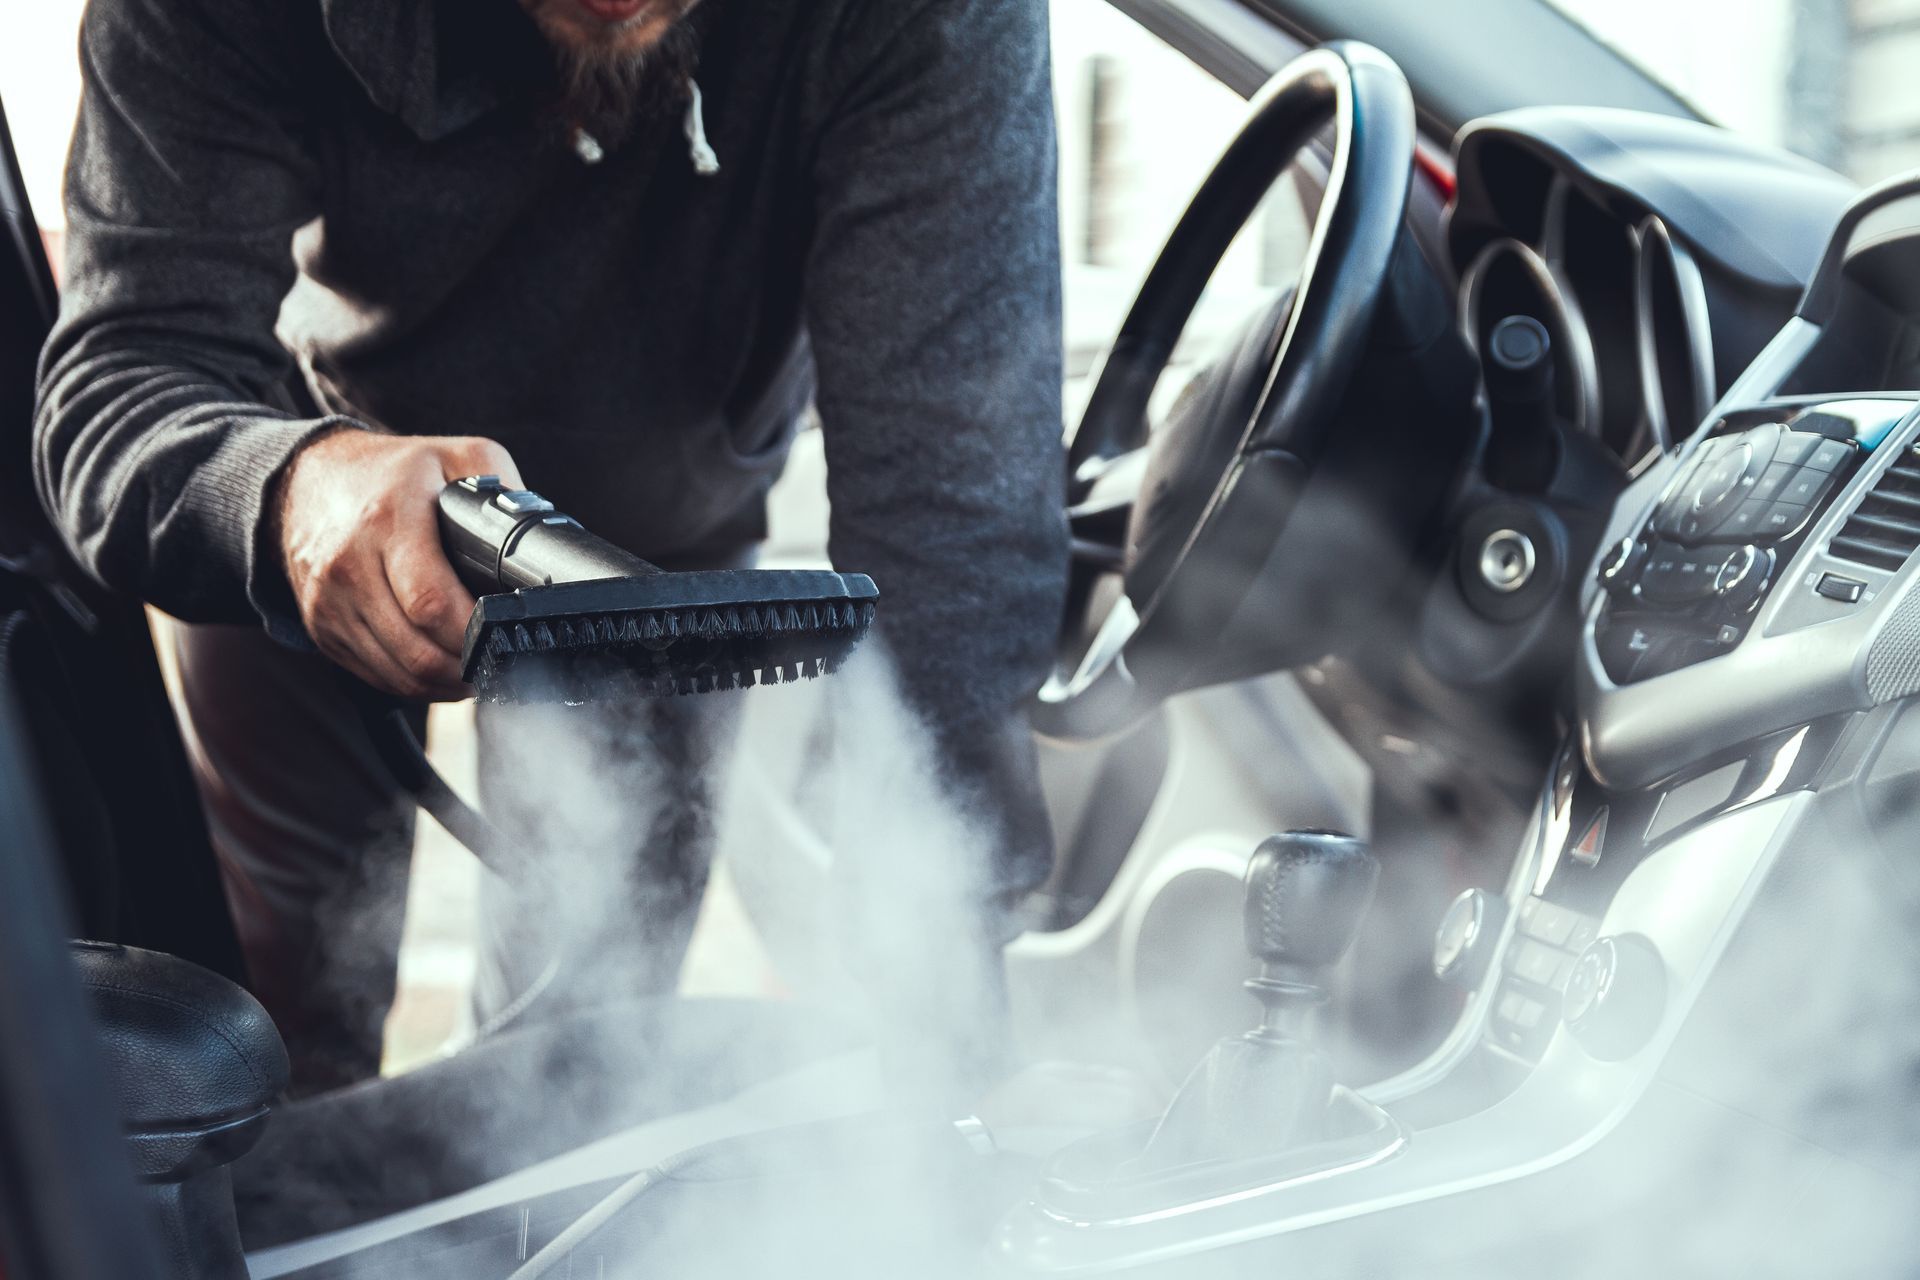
[0,93,243,981]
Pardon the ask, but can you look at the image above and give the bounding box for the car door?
[0,91,244,982]
[0,90,171,1280]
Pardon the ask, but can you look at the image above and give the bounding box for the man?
[36,0,1067,1096]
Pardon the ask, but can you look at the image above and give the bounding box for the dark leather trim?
[70,942,288,1179]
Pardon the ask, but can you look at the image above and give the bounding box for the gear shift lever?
[1141,830,1378,1167]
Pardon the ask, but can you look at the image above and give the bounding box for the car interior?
[4,0,1920,1276]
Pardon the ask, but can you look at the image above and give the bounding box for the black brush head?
[460,568,879,704]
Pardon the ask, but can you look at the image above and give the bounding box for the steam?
[256,612,1920,1277]
[351,644,1059,1277]
[474,684,703,1022]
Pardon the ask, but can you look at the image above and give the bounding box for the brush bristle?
[468,599,875,704]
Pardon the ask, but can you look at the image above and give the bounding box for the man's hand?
[278,430,522,700]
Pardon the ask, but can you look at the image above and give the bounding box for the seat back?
[0,93,243,981]
[0,681,165,1280]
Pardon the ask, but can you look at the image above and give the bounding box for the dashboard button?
[1747,461,1798,504]
[1816,572,1867,604]
[1598,537,1647,596]
[1641,545,1682,594]
[1511,938,1573,989]
[1776,467,1833,506]
[1518,896,1578,947]
[1718,500,1769,539]
[1806,439,1856,474]
[1757,502,1811,539]
[1774,431,1823,466]
[1569,808,1608,868]
[1497,988,1547,1030]
[1640,546,1724,602]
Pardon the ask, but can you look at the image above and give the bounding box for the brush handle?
[438,477,660,594]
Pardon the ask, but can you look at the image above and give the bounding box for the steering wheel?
[1034,42,1418,740]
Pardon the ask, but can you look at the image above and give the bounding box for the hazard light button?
[1569,809,1608,868]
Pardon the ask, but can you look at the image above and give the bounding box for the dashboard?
[1424,121,1920,1075]
[1438,113,1920,799]
[1580,175,1920,794]
[1420,112,1892,1068]
[1411,108,1856,706]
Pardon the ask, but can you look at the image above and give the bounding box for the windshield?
[1547,0,1907,183]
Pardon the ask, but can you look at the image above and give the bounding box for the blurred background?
[11,0,1917,355]
[0,0,1909,1071]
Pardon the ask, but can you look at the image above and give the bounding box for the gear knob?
[1141,831,1380,1168]
[1243,830,1379,973]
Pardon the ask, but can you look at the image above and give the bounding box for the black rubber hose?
[358,703,567,1039]
[360,703,517,872]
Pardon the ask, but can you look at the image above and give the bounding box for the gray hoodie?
[34,0,1069,900]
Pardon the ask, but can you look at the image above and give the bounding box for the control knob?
[1712,545,1772,614]
[1563,934,1667,1061]
[1597,537,1647,598]
[1432,888,1507,988]
[1688,442,1752,516]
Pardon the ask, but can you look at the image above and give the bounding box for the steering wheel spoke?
[1067,445,1149,561]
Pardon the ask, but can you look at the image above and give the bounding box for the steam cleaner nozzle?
[438,476,878,704]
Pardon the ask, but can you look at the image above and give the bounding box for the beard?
[522,0,703,149]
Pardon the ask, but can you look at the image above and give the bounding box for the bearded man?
[35,0,1067,1097]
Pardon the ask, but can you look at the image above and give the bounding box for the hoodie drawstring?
[568,79,719,176]
[684,79,720,176]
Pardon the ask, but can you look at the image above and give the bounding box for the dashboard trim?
[1634,216,1716,457]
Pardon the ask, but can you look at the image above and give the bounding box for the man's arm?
[35,0,512,699]
[805,0,1071,910]
[36,0,331,627]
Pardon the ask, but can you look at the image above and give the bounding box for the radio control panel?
[1591,402,1904,684]
[1651,423,1852,546]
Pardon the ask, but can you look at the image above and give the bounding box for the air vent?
[1831,440,1920,573]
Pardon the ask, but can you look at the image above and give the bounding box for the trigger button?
[494,490,557,515]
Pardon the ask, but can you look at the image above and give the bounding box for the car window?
[1,1,83,242]
[1052,0,1313,421]
[1544,0,1916,184]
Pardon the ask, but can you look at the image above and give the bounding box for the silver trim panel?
[1634,216,1716,456]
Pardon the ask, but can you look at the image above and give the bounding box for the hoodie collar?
[320,0,547,141]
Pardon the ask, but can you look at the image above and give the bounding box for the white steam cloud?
[257,644,1920,1280]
